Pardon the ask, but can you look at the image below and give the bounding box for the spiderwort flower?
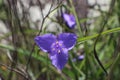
[34,33,77,70]
[62,13,76,29]
[72,55,84,62]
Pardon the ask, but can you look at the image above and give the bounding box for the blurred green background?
[0,0,120,80]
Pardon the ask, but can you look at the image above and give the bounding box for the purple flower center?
[51,41,64,54]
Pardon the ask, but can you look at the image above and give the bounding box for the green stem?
[77,27,120,43]
[69,55,85,78]
[69,0,83,37]
[106,53,120,80]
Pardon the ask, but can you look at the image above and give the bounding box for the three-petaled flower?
[34,33,77,70]
[62,13,76,29]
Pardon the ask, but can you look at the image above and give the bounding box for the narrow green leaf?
[77,27,120,43]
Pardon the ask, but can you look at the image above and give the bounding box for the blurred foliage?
[0,0,120,80]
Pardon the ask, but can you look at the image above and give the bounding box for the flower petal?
[63,13,76,28]
[78,55,84,60]
[58,33,77,50]
[34,34,56,52]
[72,55,84,62]
[50,49,68,70]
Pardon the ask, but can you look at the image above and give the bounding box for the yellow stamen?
[52,48,55,51]
[56,41,59,44]
[62,48,65,50]
[58,50,61,53]
[59,43,62,46]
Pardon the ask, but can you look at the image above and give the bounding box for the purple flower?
[72,55,84,62]
[34,33,77,70]
[62,13,76,29]
[78,55,84,60]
